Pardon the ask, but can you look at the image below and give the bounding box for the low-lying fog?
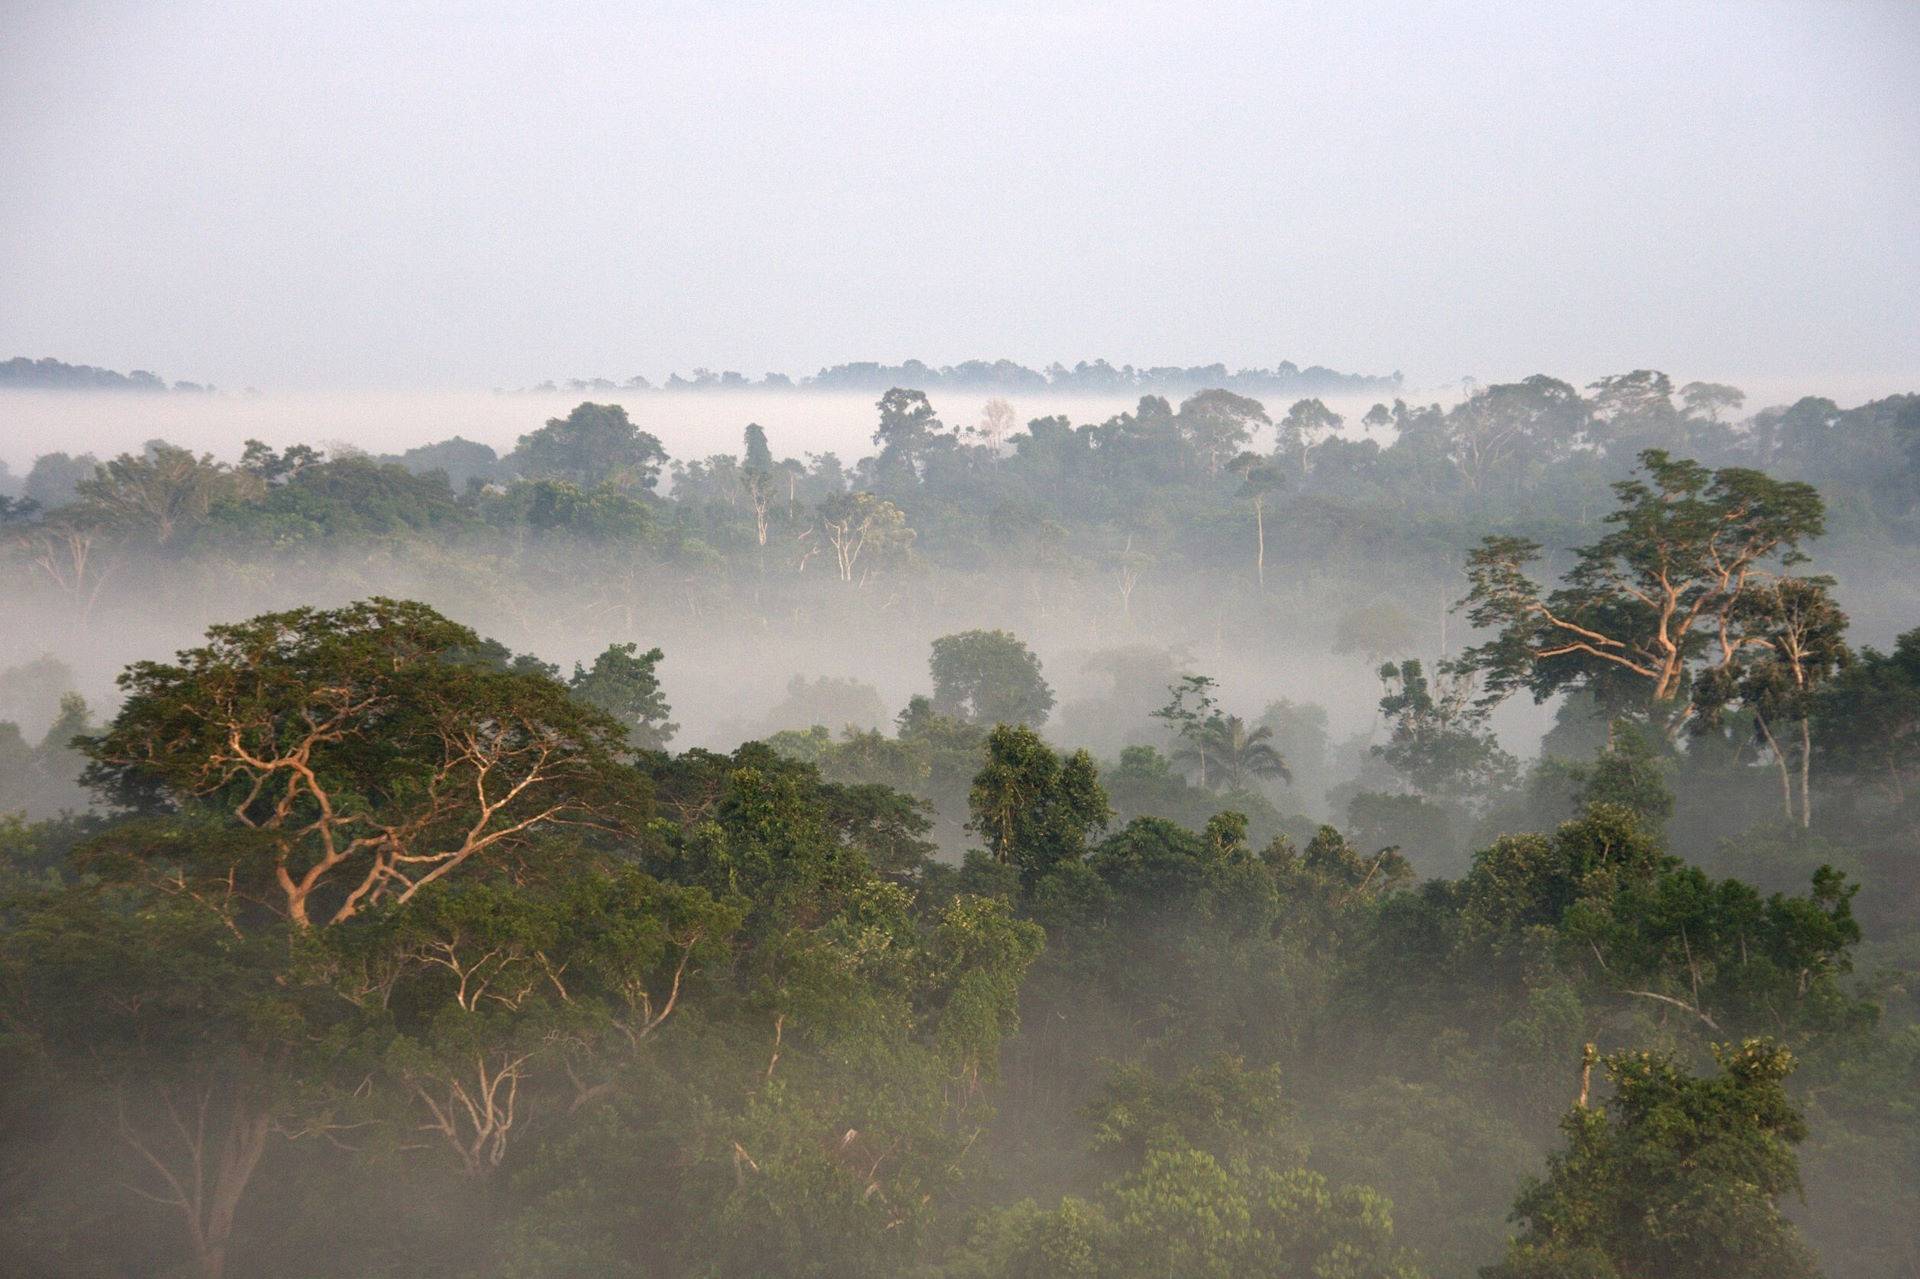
[0,375,1902,795]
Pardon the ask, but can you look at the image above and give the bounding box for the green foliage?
[1456,449,1828,714]
[1374,658,1516,803]
[500,477,658,541]
[930,630,1055,727]
[949,1143,1423,1279]
[510,402,669,492]
[968,725,1109,885]
[1486,1040,1820,1279]
[1575,728,1675,832]
[81,598,645,926]
[1,564,1916,1279]
[1177,389,1270,476]
[569,642,678,750]
[1088,1053,1289,1163]
[74,441,262,544]
[1813,627,1920,805]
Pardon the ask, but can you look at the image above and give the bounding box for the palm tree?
[1176,714,1291,792]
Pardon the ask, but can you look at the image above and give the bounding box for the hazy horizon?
[5,0,1917,395]
[5,362,1909,475]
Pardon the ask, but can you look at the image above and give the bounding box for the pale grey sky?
[2,0,1916,392]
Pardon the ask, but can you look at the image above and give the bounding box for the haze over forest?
[2,3,1918,1279]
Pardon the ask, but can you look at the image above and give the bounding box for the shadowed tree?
[740,423,778,546]
[1176,389,1270,477]
[510,402,668,493]
[1585,370,1683,455]
[21,451,101,509]
[871,387,947,483]
[930,629,1054,727]
[0,885,331,1279]
[1811,627,1920,807]
[570,642,678,750]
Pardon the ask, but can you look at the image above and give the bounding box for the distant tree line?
[0,356,212,393]
[508,356,1403,396]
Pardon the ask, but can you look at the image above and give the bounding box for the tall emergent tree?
[82,598,645,928]
[740,423,778,546]
[1454,450,1828,724]
[510,402,668,492]
[1176,389,1270,477]
[1690,575,1849,826]
[1275,397,1344,476]
[871,387,947,482]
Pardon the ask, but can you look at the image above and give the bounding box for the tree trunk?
[123,1083,270,1279]
[1253,496,1265,588]
[1797,718,1813,829]
[1754,715,1796,825]
[202,1103,269,1279]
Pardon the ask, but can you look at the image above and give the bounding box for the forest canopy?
[2,370,1918,1278]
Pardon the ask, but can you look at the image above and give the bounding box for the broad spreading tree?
[510,402,668,492]
[82,598,645,928]
[1443,375,1585,493]
[74,443,261,545]
[1454,450,1828,726]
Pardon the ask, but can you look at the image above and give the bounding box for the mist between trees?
[1,372,1917,1277]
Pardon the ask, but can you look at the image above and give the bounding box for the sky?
[2,0,1917,394]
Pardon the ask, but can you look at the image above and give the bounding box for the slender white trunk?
[1253,496,1265,587]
